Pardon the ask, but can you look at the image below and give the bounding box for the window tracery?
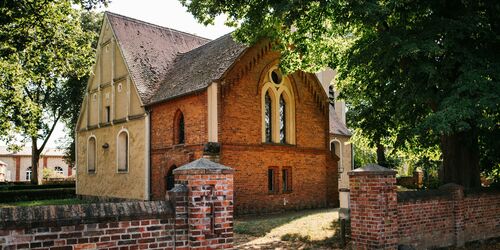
[261,65,295,144]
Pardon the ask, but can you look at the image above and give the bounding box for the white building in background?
[0,160,6,182]
[0,146,73,182]
[316,69,353,188]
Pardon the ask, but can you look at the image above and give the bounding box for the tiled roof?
[149,33,247,104]
[330,106,351,136]
[106,12,210,103]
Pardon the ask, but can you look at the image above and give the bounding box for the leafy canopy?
[0,0,105,170]
[181,0,500,179]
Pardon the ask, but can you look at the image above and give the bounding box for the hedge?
[0,183,75,191]
[0,188,76,203]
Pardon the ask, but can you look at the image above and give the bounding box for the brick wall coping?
[464,187,500,197]
[397,189,451,202]
[397,186,500,202]
[173,158,234,175]
[348,163,397,176]
[0,201,172,230]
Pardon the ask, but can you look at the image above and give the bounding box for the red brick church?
[76,12,345,214]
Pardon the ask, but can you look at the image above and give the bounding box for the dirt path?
[234,208,342,249]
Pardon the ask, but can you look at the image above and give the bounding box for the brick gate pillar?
[172,158,234,249]
[440,183,465,247]
[348,164,398,250]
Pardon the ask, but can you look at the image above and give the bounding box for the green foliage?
[59,11,103,165]
[0,1,105,176]
[0,188,75,203]
[0,183,75,191]
[181,0,500,185]
[0,198,88,208]
[350,129,376,169]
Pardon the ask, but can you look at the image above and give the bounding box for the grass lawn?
[0,198,89,208]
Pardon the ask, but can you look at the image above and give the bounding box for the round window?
[271,69,282,85]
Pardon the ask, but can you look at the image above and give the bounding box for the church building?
[76,12,350,214]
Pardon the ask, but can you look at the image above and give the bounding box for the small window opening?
[25,166,32,181]
[178,113,185,144]
[88,137,96,173]
[329,85,335,108]
[165,165,177,191]
[271,69,282,84]
[117,131,128,172]
[282,167,292,193]
[268,167,278,193]
[105,106,110,123]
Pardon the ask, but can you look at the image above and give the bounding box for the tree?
[0,0,105,184]
[181,0,500,188]
[59,11,103,165]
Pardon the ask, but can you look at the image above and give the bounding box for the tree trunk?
[376,143,387,167]
[440,129,481,188]
[31,137,40,185]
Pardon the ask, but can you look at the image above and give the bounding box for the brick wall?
[150,92,207,200]
[348,165,399,249]
[462,190,500,242]
[219,43,337,214]
[0,201,175,249]
[170,159,234,249]
[0,159,234,249]
[148,43,338,214]
[349,164,500,250]
[397,191,455,248]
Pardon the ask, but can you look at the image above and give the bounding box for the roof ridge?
[105,11,211,42]
[174,32,238,61]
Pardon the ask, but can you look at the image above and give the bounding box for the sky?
[101,0,233,39]
[0,0,233,149]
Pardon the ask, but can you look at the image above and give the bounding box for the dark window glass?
[265,92,272,142]
[166,165,176,191]
[279,95,286,143]
[105,106,110,122]
[282,169,288,192]
[271,70,282,84]
[282,168,292,192]
[178,113,185,144]
[268,168,275,192]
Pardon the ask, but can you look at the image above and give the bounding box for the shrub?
[0,188,76,203]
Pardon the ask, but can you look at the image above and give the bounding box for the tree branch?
[38,113,62,154]
[24,86,34,102]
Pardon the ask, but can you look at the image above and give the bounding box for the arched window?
[54,166,64,175]
[117,130,129,172]
[261,65,295,144]
[165,165,177,192]
[265,91,273,142]
[174,111,185,144]
[178,113,185,144]
[87,136,96,173]
[25,166,32,181]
